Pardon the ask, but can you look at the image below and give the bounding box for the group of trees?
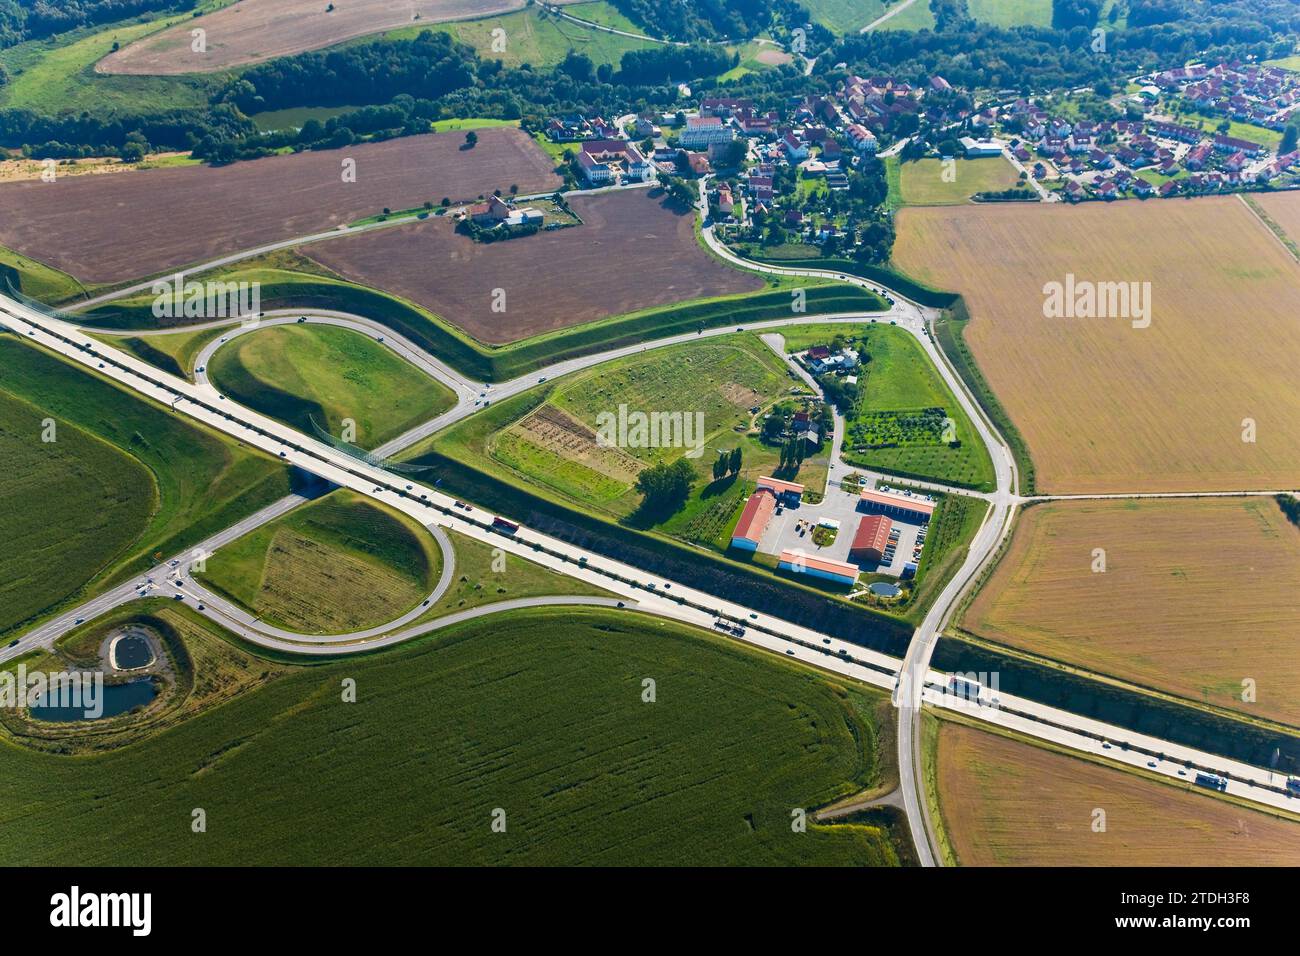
[711,447,743,481]
[0,0,193,50]
[0,102,253,158]
[634,458,696,515]
[823,0,1299,93]
[609,0,829,47]
[217,31,479,114]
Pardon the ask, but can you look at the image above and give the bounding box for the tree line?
[0,0,194,50]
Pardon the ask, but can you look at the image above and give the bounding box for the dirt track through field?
[0,129,559,285]
[98,0,586,75]
[303,188,765,343]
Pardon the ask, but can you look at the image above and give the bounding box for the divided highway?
[4,289,1298,839]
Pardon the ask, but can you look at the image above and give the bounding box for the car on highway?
[7,639,18,647]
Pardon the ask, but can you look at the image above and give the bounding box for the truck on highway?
[947,674,982,702]
[492,516,520,535]
[1194,771,1229,791]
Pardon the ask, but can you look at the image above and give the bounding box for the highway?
[8,192,1300,860]
[6,274,1299,837]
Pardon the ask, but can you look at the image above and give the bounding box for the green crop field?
[0,336,290,637]
[895,158,1025,206]
[207,323,456,449]
[0,13,215,115]
[0,605,906,865]
[195,490,439,635]
[387,4,655,70]
[778,323,995,491]
[967,0,1053,28]
[436,336,798,518]
[94,325,227,379]
[803,0,888,32]
[0,389,153,634]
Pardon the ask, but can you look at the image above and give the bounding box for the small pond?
[29,679,157,723]
[868,582,902,597]
[110,630,156,671]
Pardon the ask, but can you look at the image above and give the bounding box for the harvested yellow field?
[936,723,1300,866]
[1253,190,1300,254]
[962,496,1300,726]
[894,198,1300,493]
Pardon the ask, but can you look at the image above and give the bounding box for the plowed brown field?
[98,0,585,75]
[893,197,1300,493]
[302,188,765,343]
[0,129,558,285]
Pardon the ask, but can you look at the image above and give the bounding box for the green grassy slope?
[207,323,456,449]
[0,335,291,636]
[195,490,440,634]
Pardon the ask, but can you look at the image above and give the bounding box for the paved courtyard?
[756,482,929,578]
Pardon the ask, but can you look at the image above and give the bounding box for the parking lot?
[756,483,929,579]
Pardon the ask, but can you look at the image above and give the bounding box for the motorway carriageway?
[3,293,1299,818]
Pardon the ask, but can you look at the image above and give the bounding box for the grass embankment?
[408,530,615,625]
[0,606,907,866]
[0,10,217,114]
[0,243,89,302]
[80,266,886,382]
[207,323,456,448]
[195,490,440,635]
[93,325,226,378]
[0,336,290,637]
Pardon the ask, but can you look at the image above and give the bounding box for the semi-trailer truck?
[1194,771,1228,791]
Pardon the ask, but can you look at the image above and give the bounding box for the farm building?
[756,476,804,505]
[849,514,894,563]
[729,488,777,551]
[777,550,859,587]
[859,488,935,524]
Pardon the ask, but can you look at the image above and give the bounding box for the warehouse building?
[756,475,804,505]
[859,488,935,524]
[849,514,893,563]
[729,488,777,551]
[776,549,859,587]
